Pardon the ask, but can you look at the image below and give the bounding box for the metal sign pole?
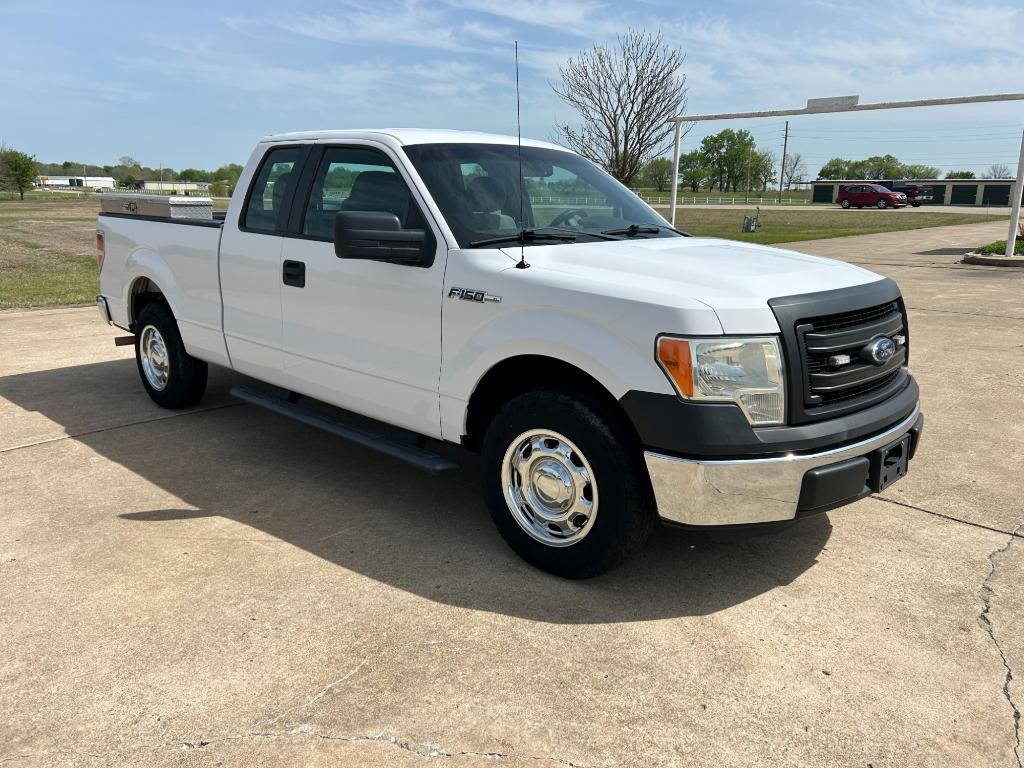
[669,120,682,226]
[1006,127,1024,259]
[667,93,1024,226]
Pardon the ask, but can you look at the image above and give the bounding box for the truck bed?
[98,210,229,366]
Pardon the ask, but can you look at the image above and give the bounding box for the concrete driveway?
[2,220,1022,767]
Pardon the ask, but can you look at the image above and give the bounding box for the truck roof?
[258,128,565,151]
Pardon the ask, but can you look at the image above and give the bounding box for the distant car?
[890,183,933,207]
[838,184,908,209]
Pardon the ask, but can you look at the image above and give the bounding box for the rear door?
[278,142,447,438]
[219,144,309,382]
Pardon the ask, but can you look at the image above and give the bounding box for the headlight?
[656,336,786,425]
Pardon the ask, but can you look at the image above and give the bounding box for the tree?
[817,158,851,180]
[946,170,976,179]
[178,168,212,182]
[899,163,940,179]
[677,150,708,192]
[751,149,776,191]
[118,155,140,168]
[697,131,729,191]
[782,152,807,190]
[1,148,38,200]
[639,157,674,191]
[983,163,1012,179]
[723,129,756,191]
[553,29,688,185]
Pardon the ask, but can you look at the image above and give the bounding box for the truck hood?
[501,236,884,333]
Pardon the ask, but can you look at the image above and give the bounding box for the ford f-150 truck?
[96,129,923,578]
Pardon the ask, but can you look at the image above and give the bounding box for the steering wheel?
[548,208,590,228]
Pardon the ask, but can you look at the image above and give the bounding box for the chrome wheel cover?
[501,429,598,547]
[139,324,170,391]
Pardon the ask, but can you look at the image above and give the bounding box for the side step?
[230,386,460,474]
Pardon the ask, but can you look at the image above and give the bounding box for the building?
[36,175,117,190]
[140,180,209,195]
[810,178,1017,206]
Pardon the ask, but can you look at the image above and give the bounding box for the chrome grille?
[800,301,907,407]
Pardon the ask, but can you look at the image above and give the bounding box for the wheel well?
[128,277,165,330]
[462,355,638,452]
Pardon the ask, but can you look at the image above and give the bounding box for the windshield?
[402,143,680,248]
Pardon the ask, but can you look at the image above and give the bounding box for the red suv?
[837,184,908,209]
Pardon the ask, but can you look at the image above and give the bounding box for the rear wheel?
[911,202,921,207]
[481,389,656,578]
[877,199,888,209]
[840,199,851,209]
[134,302,207,409]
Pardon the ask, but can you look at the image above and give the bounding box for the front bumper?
[645,403,923,526]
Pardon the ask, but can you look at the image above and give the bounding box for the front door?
[279,143,446,438]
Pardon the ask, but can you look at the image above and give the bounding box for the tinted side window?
[243,147,301,232]
[302,146,422,239]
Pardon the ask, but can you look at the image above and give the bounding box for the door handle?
[283,260,305,288]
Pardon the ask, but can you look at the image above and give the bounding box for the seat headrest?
[347,171,405,209]
[467,176,506,213]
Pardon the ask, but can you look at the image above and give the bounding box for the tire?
[911,202,921,207]
[134,301,208,409]
[480,388,656,578]
[840,199,851,209]
[877,199,888,209]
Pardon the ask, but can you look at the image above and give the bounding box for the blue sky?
[2,0,1022,177]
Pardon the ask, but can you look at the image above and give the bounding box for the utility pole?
[777,120,789,204]
[1006,126,1024,259]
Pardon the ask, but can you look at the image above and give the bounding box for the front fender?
[439,306,681,442]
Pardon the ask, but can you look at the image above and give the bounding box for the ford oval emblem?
[862,337,897,365]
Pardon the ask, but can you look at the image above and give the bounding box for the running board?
[230,386,460,473]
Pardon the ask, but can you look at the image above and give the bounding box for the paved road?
[2,223,1023,767]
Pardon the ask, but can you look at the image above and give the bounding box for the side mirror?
[334,211,426,265]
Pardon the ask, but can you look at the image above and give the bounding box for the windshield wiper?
[600,223,665,237]
[468,229,577,248]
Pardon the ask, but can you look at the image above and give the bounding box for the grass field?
[0,199,1009,310]
[653,206,1007,244]
[0,200,101,310]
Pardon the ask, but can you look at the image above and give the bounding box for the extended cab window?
[243,147,301,232]
[302,147,423,239]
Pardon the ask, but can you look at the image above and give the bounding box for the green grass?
[652,207,1007,245]
[974,239,1023,255]
[0,249,98,310]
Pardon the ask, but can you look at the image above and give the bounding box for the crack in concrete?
[978,522,1023,768]
[263,639,443,727]
[182,724,606,767]
[875,496,1024,539]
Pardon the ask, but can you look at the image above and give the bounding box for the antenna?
[514,41,528,269]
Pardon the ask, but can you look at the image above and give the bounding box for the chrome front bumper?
[645,403,922,526]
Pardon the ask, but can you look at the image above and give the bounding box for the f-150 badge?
[448,287,501,303]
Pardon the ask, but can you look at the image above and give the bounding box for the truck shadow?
[1,359,832,624]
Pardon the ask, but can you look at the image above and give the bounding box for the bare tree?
[982,163,1012,179]
[782,152,807,190]
[552,30,688,185]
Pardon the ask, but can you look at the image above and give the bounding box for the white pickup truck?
[96,129,923,577]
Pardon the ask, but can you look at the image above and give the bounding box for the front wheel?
[481,389,656,578]
[134,301,208,409]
